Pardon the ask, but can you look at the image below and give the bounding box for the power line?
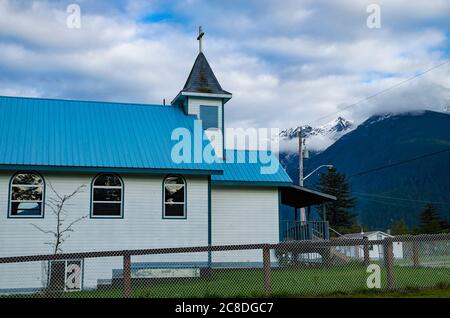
[362,196,426,209]
[353,192,450,206]
[349,147,450,178]
[308,182,450,206]
[284,147,450,178]
[362,196,450,213]
[307,185,450,210]
[308,59,450,126]
[282,59,450,176]
[279,58,450,190]
[360,198,449,215]
[285,148,450,182]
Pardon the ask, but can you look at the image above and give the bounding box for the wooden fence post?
[262,246,272,297]
[383,238,396,290]
[123,254,132,298]
[412,240,420,268]
[363,237,370,267]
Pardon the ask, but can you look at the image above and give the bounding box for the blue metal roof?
[0,96,293,185]
[0,96,222,174]
[212,150,292,185]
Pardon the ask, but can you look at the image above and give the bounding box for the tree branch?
[30,223,57,236]
[31,183,87,255]
[47,182,63,202]
[60,215,88,234]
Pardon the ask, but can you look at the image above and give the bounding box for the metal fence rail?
[0,234,449,298]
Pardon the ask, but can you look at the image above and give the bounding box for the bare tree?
[31,183,87,254]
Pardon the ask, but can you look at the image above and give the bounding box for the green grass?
[395,255,450,266]
[61,265,450,298]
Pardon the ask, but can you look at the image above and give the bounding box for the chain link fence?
[0,234,449,298]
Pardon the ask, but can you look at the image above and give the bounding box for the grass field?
[61,265,450,298]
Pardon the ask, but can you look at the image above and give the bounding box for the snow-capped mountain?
[280,116,354,139]
[280,117,354,152]
[365,113,394,125]
[297,110,450,229]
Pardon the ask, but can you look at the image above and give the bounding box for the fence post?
[262,245,272,297]
[363,237,370,267]
[324,221,329,240]
[412,240,420,268]
[123,253,132,298]
[383,238,396,290]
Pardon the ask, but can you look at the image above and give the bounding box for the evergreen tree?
[440,219,450,233]
[391,219,410,235]
[418,203,445,234]
[316,167,357,232]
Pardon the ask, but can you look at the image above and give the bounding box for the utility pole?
[298,128,306,223]
[298,127,303,187]
[298,126,331,225]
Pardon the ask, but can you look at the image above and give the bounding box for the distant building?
[335,231,404,260]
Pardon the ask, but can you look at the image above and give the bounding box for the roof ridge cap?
[0,95,166,108]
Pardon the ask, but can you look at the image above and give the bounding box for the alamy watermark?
[366,4,381,29]
[66,4,81,29]
[366,264,381,289]
[443,101,450,113]
[171,120,280,175]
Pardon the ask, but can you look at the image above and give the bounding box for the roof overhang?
[280,184,336,208]
[211,180,292,187]
[171,91,233,106]
[0,164,224,176]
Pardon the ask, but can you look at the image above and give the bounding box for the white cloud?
[279,134,336,153]
[0,0,448,135]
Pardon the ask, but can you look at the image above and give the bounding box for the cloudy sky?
[0,0,449,131]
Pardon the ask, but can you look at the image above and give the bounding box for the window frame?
[90,173,124,219]
[199,105,219,130]
[162,175,187,219]
[8,171,45,219]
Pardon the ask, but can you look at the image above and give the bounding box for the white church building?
[0,32,334,293]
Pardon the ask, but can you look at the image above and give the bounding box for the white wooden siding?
[211,186,279,264]
[0,172,209,290]
[0,171,282,292]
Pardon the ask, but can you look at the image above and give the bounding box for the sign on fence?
[133,268,201,279]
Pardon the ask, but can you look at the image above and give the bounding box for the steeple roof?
[181,52,231,95]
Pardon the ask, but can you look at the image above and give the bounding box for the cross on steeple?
[197,26,205,53]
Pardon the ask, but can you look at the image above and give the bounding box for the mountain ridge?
[279,110,450,230]
[280,116,354,152]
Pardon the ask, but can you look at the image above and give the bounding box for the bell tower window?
[199,105,218,130]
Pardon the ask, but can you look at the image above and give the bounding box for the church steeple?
[181,52,231,96]
[171,26,232,106]
[171,27,231,160]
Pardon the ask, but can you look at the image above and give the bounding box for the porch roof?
[280,184,336,208]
